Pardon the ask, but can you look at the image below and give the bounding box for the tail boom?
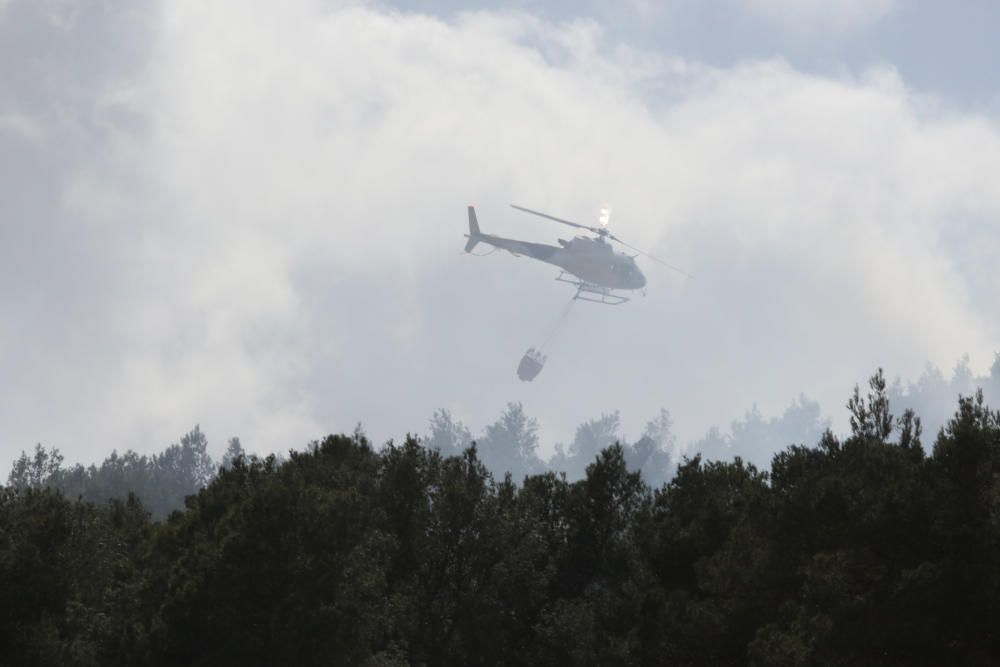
[463,205,559,261]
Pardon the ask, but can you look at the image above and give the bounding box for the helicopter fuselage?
[472,231,646,291]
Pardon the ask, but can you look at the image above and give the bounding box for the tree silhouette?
[477,402,543,482]
[4,371,1000,663]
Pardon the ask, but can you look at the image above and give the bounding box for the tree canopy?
[4,372,1000,664]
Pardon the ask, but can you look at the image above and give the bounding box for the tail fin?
[464,206,482,253]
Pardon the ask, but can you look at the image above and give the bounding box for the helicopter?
[464,203,690,305]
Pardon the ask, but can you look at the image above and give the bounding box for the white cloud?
[5,0,1000,462]
[743,0,897,34]
[0,112,44,142]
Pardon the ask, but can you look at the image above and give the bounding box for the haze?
[3,0,999,467]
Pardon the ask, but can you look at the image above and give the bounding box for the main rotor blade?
[612,236,694,279]
[510,204,602,234]
[511,203,693,278]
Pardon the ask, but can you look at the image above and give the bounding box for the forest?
[3,368,1000,665]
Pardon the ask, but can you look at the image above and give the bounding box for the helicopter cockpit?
[621,258,646,289]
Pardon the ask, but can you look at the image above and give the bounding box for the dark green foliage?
[149,435,388,665]
[0,488,150,665]
[5,371,1000,664]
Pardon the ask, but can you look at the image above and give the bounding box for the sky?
[2,0,1000,465]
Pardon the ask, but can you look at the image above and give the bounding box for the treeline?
[425,403,676,487]
[7,387,854,518]
[888,354,1000,439]
[3,370,1000,664]
[7,405,681,519]
[7,428,244,520]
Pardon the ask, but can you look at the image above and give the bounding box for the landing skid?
[555,273,629,305]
